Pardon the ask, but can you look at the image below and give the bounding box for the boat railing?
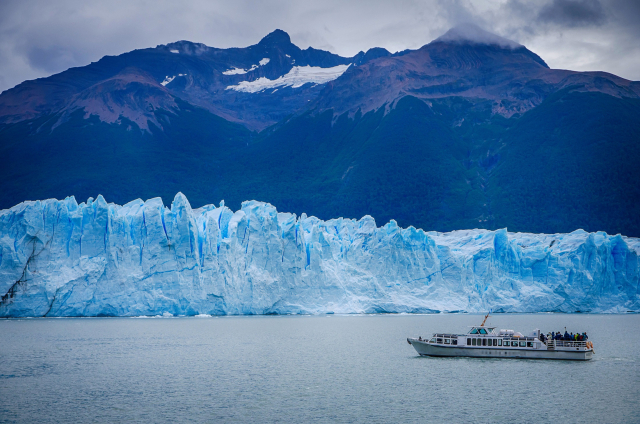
[502,336,537,341]
[546,340,588,348]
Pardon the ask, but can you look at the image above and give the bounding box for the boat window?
[472,339,476,346]
[482,339,487,346]
[466,338,470,345]
[492,339,497,346]
[479,328,487,334]
[470,328,478,334]
[527,342,533,348]
[452,339,457,345]
[519,341,526,347]
[511,341,518,347]
[498,339,502,346]
[430,338,436,343]
[437,338,442,344]
[444,339,450,344]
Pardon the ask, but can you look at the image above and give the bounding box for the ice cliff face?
[1,193,638,317]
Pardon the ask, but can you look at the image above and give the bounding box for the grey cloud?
[25,45,82,74]
[609,0,640,36]
[436,0,481,26]
[537,0,607,27]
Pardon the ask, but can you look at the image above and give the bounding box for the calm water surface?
[1,314,638,423]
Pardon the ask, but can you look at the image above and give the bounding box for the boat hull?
[407,339,593,361]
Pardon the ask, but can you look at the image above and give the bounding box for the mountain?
[310,24,638,118]
[0,29,385,131]
[1,193,637,317]
[0,25,639,237]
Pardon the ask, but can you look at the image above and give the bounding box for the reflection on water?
[1,313,638,423]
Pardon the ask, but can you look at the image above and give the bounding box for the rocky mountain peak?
[258,29,292,47]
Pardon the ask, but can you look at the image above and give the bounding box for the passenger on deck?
[583,332,588,340]
[564,331,570,340]
[551,332,555,340]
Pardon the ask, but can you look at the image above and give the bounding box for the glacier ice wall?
[1,193,638,317]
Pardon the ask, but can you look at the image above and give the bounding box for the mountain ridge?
[0,29,386,130]
[3,26,637,131]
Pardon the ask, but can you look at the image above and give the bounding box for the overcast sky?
[1,0,639,93]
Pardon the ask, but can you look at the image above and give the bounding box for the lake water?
[1,314,638,423]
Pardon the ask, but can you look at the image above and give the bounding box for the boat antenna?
[480,310,491,327]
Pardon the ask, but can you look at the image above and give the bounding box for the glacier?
[0,193,638,317]
[226,64,351,93]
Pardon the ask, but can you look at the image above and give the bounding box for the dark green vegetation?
[1,89,638,236]
[0,100,252,210]
[489,90,640,234]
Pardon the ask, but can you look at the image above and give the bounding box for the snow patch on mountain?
[0,194,637,317]
[223,67,251,75]
[223,58,271,75]
[226,64,351,93]
[161,74,187,86]
[170,49,179,54]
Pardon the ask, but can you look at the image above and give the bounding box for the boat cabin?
[426,326,545,350]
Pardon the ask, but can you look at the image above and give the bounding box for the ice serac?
[0,194,638,317]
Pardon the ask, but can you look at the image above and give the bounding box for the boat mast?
[480,311,490,327]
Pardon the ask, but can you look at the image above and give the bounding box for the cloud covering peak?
[433,24,522,49]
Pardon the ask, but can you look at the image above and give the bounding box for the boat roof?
[467,326,496,334]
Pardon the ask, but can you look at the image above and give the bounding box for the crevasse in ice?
[1,193,638,317]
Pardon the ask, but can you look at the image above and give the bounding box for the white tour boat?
[407,314,594,361]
